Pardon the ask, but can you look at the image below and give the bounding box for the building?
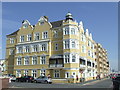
[0,59,6,76]
[95,43,110,78]
[4,12,109,82]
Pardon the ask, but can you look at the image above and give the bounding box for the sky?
[1,2,118,71]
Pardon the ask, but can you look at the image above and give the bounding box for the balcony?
[80,64,86,69]
[49,64,63,68]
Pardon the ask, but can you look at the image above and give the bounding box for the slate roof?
[6,29,19,36]
[50,20,63,28]
[7,20,63,36]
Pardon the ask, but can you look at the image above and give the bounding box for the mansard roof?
[50,20,63,28]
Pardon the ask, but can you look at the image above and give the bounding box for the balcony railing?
[80,64,86,68]
[49,64,63,68]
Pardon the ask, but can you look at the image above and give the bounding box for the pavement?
[8,78,113,88]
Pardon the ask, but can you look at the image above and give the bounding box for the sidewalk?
[77,78,109,85]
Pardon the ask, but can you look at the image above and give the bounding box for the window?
[16,70,21,77]
[72,54,76,62]
[9,49,14,55]
[41,44,46,51]
[17,57,22,65]
[33,45,38,52]
[40,69,46,76]
[32,56,37,65]
[34,33,39,40]
[31,70,37,78]
[65,72,70,78]
[71,28,75,35]
[64,40,69,49]
[54,70,60,78]
[40,56,46,64]
[18,47,23,53]
[55,44,58,50]
[82,46,86,53]
[54,31,58,38]
[81,34,86,42]
[23,25,28,28]
[72,72,76,77]
[20,35,24,42]
[24,70,28,76]
[10,38,14,44]
[24,57,29,65]
[43,32,48,39]
[71,41,75,48]
[88,51,90,56]
[92,52,94,58]
[88,40,91,46]
[64,55,70,63]
[27,34,32,41]
[64,27,69,35]
[25,46,30,53]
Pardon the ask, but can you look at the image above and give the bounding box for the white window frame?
[18,47,23,53]
[24,70,29,76]
[40,56,46,64]
[72,72,76,77]
[16,70,21,77]
[10,38,14,44]
[20,35,24,42]
[34,33,40,40]
[32,56,37,65]
[72,54,76,62]
[71,40,75,48]
[42,31,48,39]
[31,70,37,78]
[40,69,46,76]
[24,56,29,65]
[81,34,86,42]
[41,44,46,51]
[54,70,60,78]
[27,34,32,41]
[64,40,70,49]
[64,54,70,63]
[33,45,38,52]
[17,57,22,65]
[63,27,69,35]
[82,46,86,53]
[65,72,70,78]
[71,28,75,35]
[25,46,30,53]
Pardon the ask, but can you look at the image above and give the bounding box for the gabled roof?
[6,20,64,36]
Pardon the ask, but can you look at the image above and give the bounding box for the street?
[8,78,113,88]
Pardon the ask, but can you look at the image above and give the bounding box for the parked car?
[112,75,120,90]
[34,76,52,84]
[16,76,34,83]
[10,75,16,82]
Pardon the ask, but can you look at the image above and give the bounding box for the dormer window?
[22,20,30,29]
[23,25,28,28]
[40,21,44,25]
[39,17,45,25]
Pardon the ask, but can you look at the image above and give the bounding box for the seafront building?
[4,12,110,82]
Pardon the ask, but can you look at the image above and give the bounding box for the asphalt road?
[8,78,113,88]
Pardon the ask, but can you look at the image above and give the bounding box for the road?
[9,78,113,88]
